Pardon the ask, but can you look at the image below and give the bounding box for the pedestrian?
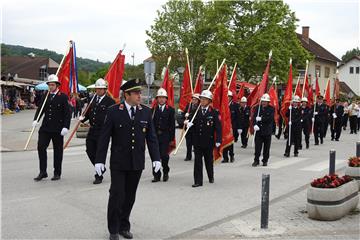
[95,79,161,240]
[252,93,274,167]
[284,95,302,157]
[185,90,221,187]
[313,95,327,145]
[300,97,312,149]
[33,74,71,181]
[330,98,344,141]
[151,88,175,182]
[80,78,115,184]
[239,96,250,148]
[349,102,359,134]
[183,93,200,161]
[342,101,349,130]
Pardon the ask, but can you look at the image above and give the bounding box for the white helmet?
[240,96,247,103]
[292,95,301,103]
[260,93,270,102]
[301,97,308,102]
[121,80,127,86]
[192,93,200,100]
[200,90,213,100]
[156,88,168,98]
[228,90,233,97]
[46,74,60,85]
[95,78,107,89]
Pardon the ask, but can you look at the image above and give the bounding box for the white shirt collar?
[96,94,106,103]
[50,89,59,95]
[124,100,136,118]
[201,106,209,112]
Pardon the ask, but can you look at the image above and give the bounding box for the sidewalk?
[1,109,86,152]
[173,184,360,240]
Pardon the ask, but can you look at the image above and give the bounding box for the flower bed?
[345,157,360,191]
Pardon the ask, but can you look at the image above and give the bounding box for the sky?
[2,0,359,65]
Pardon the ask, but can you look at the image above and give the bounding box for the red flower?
[348,156,360,167]
[310,174,353,188]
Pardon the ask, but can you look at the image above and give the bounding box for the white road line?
[266,157,308,169]
[300,159,347,172]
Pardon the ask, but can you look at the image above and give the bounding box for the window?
[356,67,360,74]
[350,67,354,74]
[325,67,330,78]
[333,68,336,74]
[39,65,47,81]
[315,65,321,77]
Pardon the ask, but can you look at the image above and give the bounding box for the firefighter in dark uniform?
[222,91,240,163]
[79,78,115,184]
[300,97,312,149]
[151,88,175,182]
[95,79,161,240]
[185,90,221,187]
[183,93,200,161]
[252,93,274,167]
[33,74,71,181]
[284,95,302,157]
[330,98,344,141]
[313,95,327,145]
[323,99,330,138]
[239,96,250,148]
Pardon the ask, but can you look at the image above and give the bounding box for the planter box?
[345,166,360,191]
[306,180,359,221]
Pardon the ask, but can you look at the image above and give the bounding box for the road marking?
[300,159,347,172]
[266,157,307,169]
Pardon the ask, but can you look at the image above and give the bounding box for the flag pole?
[173,58,226,155]
[24,42,71,151]
[228,62,237,88]
[185,48,193,94]
[301,60,309,98]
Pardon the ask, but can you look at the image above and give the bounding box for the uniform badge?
[119,104,124,110]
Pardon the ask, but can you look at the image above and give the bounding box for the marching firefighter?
[330,98,344,141]
[239,96,250,148]
[33,74,71,181]
[300,97,312,149]
[80,78,115,184]
[95,79,161,240]
[313,95,328,145]
[284,95,302,157]
[185,90,221,187]
[183,93,200,161]
[222,91,240,163]
[252,93,274,167]
[151,88,175,182]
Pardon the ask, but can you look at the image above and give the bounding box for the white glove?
[239,129,243,134]
[185,113,190,118]
[301,119,303,122]
[254,125,260,131]
[289,105,292,110]
[79,115,85,121]
[289,121,292,126]
[332,113,337,118]
[256,116,262,122]
[153,161,161,173]
[314,111,318,115]
[95,163,105,176]
[187,122,193,128]
[215,142,221,148]
[312,117,315,122]
[60,128,69,136]
[184,120,189,125]
[32,120,38,128]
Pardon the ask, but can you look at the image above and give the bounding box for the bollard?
[357,142,360,157]
[260,174,270,229]
[329,150,336,175]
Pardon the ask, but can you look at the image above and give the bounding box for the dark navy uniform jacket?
[239,105,250,129]
[286,107,302,130]
[253,105,275,136]
[95,103,160,171]
[82,95,115,138]
[152,105,175,144]
[192,106,222,148]
[229,101,240,131]
[34,91,71,133]
[330,105,344,124]
[314,103,328,124]
[301,106,313,127]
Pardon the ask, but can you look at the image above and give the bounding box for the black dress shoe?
[262,162,268,166]
[320,139,323,144]
[163,173,169,182]
[252,161,259,167]
[283,153,290,157]
[192,183,203,187]
[294,153,298,157]
[299,145,302,150]
[184,158,191,161]
[314,143,319,145]
[109,233,119,240]
[151,178,161,183]
[221,159,229,163]
[119,230,133,239]
[34,173,48,181]
[331,138,334,141]
[241,145,247,148]
[51,175,61,181]
[209,178,214,183]
[230,156,234,162]
[93,178,103,184]
[306,144,309,149]
[335,139,339,141]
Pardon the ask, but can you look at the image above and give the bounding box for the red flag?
[57,46,72,96]
[228,65,237,101]
[178,63,192,112]
[294,78,302,97]
[193,67,203,94]
[315,75,320,97]
[324,78,331,106]
[237,85,245,101]
[268,86,279,126]
[333,77,340,100]
[302,74,313,107]
[212,64,234,162]
[105,51,125,102]
[280,61,293,124]
[250,57,271,108]
[247,84,259,108]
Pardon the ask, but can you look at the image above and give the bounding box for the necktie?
[130,106,135,120]
[202,108,206,115]
[96,96,100,105]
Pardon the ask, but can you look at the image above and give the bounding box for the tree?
[341,47,360,63]
[146,0,312,84]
